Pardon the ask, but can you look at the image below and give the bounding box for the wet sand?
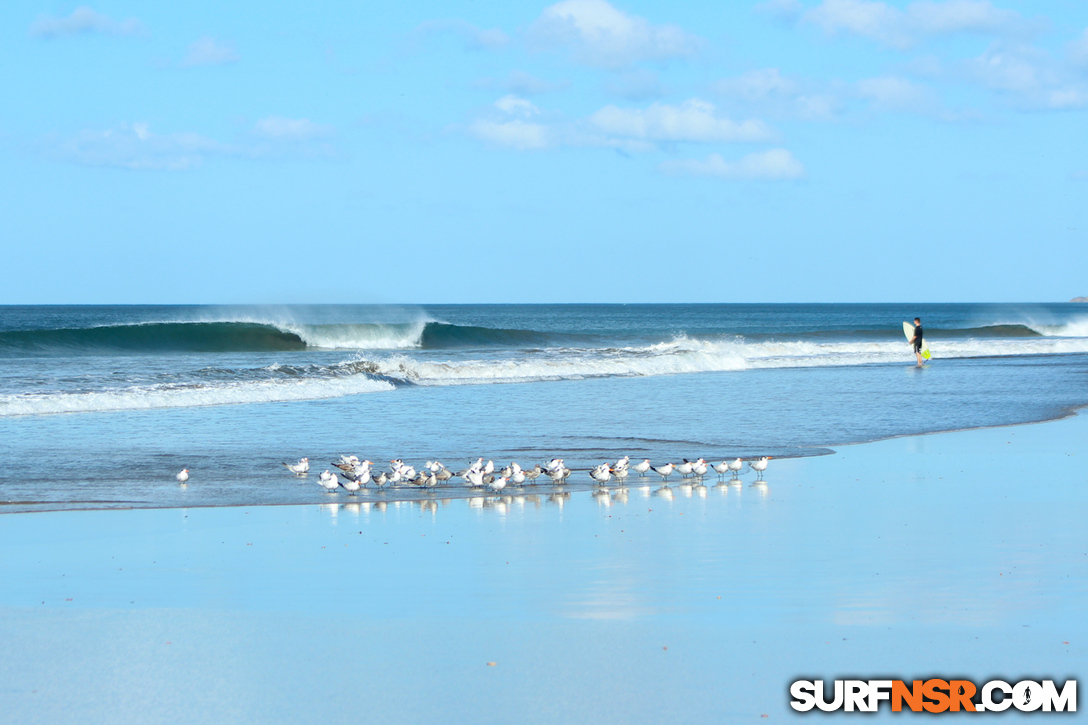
[1,414,1085,723]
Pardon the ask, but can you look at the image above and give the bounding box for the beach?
[2,410,1084,723]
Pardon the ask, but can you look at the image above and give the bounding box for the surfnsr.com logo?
[789,679,1076,713]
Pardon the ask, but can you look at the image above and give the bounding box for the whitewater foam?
[0,375,394,417]
[353,334,1088,386]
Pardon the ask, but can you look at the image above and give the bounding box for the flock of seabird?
[171,454,773,492]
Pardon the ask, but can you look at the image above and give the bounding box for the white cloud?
[528,0,701,68]
[40,123,227,170]
[30,6,147,38]
[590,99,774,143]
[660,149,805,180]
[467,97,779,157]
[41,118,338,170]
[494,95,541,117]
[801,0,1035,49]
[183,36,238,67]
[965,43,1088,109]
[714,69,842,121]
[470,119,553,150]
[253,116,334,141]
[856,75,937,111]
[415,19,510,50]
[468,96,553,150]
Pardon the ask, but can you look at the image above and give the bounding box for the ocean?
[2,303,1087,512]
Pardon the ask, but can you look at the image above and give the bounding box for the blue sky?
[2,0,1086,304]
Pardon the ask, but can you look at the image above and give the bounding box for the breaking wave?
[0,320,587,354]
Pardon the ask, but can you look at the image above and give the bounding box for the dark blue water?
[2,304,1087,511]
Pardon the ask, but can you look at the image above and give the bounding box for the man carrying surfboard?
[910,317,925,366]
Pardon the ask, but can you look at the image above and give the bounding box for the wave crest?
[0,320,585,354]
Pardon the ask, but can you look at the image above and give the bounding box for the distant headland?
[1072,297,1088,302]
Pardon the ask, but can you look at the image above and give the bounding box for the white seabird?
[750,456,771,479]
[318,470,340,492]
[589,464,612,485]
[176,468,189,484]
[633,459,652,476]
[282,457,309,475]
[651,462,675,482]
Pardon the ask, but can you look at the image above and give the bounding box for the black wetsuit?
[912,325,924,352]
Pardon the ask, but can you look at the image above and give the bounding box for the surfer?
[910,317,924,366]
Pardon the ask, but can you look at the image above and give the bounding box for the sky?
[2,0,1086,304]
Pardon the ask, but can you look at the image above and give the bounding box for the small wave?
[0,374,394,417]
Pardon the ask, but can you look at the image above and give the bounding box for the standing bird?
[691,459,708,478]
[372,471,388,489]
[282,458,309,475]
[176,468,189,484]
[546,466,568,484]
[589,464,613,486]
[633,459,652,477]
[652,462,675,482]
[318,470,340,492]
[488,476,508,493]
[713,461,731,479]
[750,456,771,480]
[524,464,543,484]
[676,460,694,478]
[728,458,745,478]
[466,469,486,488]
